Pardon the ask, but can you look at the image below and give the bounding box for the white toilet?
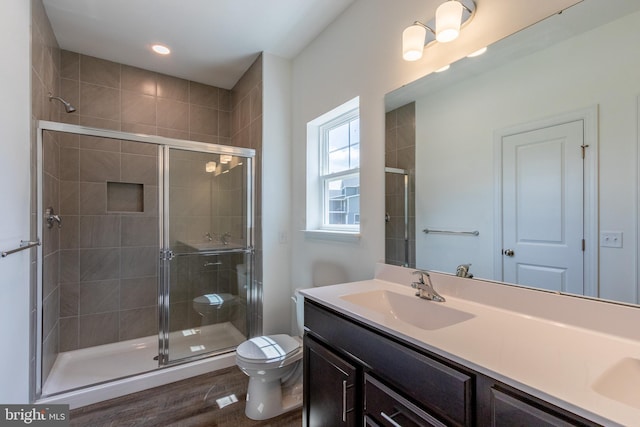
[192,293,236,326]
[193,264,247,325]
[235,291,304,420]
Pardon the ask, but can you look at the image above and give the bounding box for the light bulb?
[402,24,427,61]
[436,1,463,43]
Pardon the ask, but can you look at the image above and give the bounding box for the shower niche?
[36,122,257,397]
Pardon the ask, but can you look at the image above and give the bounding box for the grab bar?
[423,228,479,236]
[2,239,41,258]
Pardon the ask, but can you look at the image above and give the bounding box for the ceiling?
[42,0,355,89]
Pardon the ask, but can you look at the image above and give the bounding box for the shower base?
[41,322,245,401]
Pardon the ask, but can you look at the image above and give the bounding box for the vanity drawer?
[365,374,446,427]
[305,301,473,426]
[489,387,599,427]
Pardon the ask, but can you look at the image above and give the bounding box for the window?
[306,97,360,237]
[321,111,360,230]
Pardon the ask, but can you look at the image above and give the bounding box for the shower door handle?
[1,239,41,258]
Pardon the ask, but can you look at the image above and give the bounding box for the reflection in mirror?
[385,0,640,305]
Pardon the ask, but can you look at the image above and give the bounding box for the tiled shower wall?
[231,56,263,334]
[385,103,416,268]
[31,0,62,389]
[55,134,160,351]
[58,51,232,144]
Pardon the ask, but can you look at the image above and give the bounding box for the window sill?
[303,229,361,243]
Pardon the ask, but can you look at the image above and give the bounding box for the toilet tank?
[294,289,305,337]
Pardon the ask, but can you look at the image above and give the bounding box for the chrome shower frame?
[34,120,259,399]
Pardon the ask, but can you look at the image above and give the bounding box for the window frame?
[318,108,360,232]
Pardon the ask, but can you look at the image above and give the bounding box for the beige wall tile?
[80,83,121,121]
[157,73,189,102]
[79,182,107,215]
[80,248,120,282]
[122,65,156,96]
[121,140,158,156]
[79,149,121,182]
[119,307,157,340]
[157,127,189,140]
[121,153,158,185]
[120,277,157,309]
[121,91,156,126]
[80,55,120,88]
[122,122,157,136]
[59,181,79,215]
[60,50,79,80]
[157,98,189,131]
[189,81,219,108]
[190,104,218,135]
[79,135,120,152]
[79,279,119,315]
[79,312,118,347]
[79,116,121,131]
[79,216,121,248]
[59,317,78,351]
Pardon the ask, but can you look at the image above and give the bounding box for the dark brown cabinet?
[303,334,358,426]
[490,387,587,427]
[364,374,446,427]
[303,299,602,427]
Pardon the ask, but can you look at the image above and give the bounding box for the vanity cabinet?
[303,334,358,426]
[303,300,601,427]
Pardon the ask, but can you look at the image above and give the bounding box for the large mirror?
[385,0,640,305]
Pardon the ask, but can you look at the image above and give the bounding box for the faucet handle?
[412,270,428,284]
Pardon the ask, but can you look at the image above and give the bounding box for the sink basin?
[592,358,640,409]
[340,290,474,330]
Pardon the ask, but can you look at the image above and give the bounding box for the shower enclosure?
[36,121,257,398]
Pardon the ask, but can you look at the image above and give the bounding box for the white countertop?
[300,263,640,426]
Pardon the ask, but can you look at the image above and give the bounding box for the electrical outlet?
[600,231,623,248]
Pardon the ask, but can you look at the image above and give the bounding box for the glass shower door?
[161,147,254,364]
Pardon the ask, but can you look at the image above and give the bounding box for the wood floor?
[70,367,302,426]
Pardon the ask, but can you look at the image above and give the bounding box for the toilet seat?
[193,293,235,307]
[236,334,302,368]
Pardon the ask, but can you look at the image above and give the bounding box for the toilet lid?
[236,334,301,361]
[193,293,235,306]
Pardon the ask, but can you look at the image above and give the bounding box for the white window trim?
[305,96,360,240]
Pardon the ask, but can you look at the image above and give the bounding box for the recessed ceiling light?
[152,44,171,55]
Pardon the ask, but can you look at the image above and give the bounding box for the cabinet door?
[491,388,584,427]
[304,335,358,427]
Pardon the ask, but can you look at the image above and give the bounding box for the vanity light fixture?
[220,154,232,164]
[402,0,476,61]
[205,161,217,173]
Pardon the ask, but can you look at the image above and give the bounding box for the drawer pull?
[342,380,348,422]
[380,411,403,427]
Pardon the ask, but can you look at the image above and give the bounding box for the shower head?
[48,93,76,113]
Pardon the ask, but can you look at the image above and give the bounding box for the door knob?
[503,249,515,257]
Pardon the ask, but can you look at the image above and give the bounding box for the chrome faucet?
[411,270,445,302]
[220,232,231,245]
[456,264,473,278]
[203,232,213,242]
